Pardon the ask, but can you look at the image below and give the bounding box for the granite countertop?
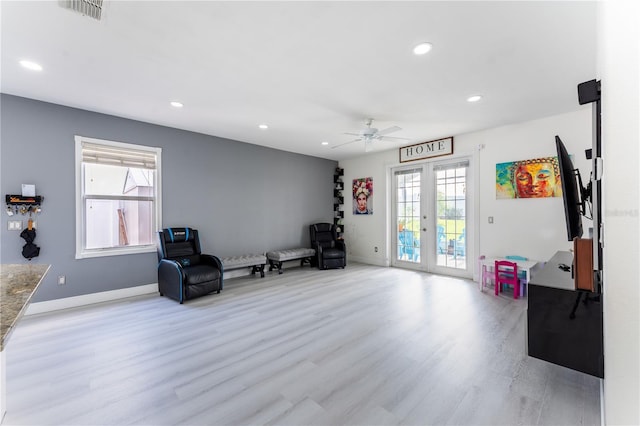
[1,263,50,351]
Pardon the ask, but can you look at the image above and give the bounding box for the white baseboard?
[348,255,389,267]
[224,268,256,279]
[25,283,158,316]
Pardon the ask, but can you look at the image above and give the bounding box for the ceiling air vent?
[59,0,104,21]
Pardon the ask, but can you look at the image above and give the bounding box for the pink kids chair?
[495,260,520,299]
[478,255,493,292]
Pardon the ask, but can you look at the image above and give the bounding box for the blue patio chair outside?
[454,228,466,257]
[437,225,447,254]
[399,229,418,261]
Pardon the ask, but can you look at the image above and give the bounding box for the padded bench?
[266,248,316,274]
[221,254,267,278]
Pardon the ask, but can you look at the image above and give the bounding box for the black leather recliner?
[157,227,223,303]
[309,223,346,270]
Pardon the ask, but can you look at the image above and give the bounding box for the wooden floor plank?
[2,263,601,425]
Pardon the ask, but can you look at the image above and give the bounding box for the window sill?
[76,244,156,259]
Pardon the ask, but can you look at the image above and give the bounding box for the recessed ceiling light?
[321,141,329,146]
[19,60,43,71]
[467,95,483,103]
[413,42,433,55]
[170,101,184,108]
[259,124,269,130]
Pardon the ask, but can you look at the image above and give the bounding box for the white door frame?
[428,156,474,279]
[391,164,425,271]
[389,154,475,279]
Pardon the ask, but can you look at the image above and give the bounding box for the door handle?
[422,228,427,232]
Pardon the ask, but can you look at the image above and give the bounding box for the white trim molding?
[25,284,158,316]
[348,255,389,267]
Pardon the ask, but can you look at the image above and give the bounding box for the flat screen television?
[555,135,583,241]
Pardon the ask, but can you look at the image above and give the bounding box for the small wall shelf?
[333,167,344,237]
[6,195,43,205]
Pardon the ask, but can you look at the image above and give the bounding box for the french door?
[392,158,472,278]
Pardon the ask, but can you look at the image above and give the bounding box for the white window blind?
[81,141,157,169]
[394,167,422,176]
[433,160,469,171]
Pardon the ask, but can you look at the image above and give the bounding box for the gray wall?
[0,94,336,302]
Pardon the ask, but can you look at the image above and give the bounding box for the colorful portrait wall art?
[353,177,373,215]
[496,157,563,199]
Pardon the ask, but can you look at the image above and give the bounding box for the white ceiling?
[0,1,597,161]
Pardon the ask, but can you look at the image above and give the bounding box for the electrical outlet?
[374,246,378,252]
[488,216,494,224]
[8,220,22,231]
[58,275,66,285]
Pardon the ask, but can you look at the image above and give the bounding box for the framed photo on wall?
[353,177,373,215]
[496,156,562,199]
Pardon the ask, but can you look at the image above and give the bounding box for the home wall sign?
[399,136,454,163]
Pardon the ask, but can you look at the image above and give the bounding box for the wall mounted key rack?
[5,194,44,216]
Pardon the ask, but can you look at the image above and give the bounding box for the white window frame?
[75,135,162,259]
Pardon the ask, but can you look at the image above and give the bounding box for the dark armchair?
[309,223,346,270]
[157,227,223,303]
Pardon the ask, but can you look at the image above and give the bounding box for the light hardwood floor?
[3,263,600,425]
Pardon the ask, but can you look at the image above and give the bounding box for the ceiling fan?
[332,118,409,152]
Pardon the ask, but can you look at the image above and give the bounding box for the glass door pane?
[396,169,421,264]
[435,166,467,269]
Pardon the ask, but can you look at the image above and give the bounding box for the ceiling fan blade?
[331,138,362,149]
[380,135,410,141]
[376,126,402,136]
[343,132,361,137]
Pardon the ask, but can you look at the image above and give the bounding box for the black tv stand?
[569,291,600,320]
[527,251,604,378]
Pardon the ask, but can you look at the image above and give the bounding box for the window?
[75,136,161,259]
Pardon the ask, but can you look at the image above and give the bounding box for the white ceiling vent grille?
[59,0,104,21]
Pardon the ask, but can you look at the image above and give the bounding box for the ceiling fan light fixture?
[364,139,374,152]
[467,95,483,103]
[19,60,43,71]
[413,42,433,55]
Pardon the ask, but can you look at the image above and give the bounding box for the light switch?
[488,216,494,224]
